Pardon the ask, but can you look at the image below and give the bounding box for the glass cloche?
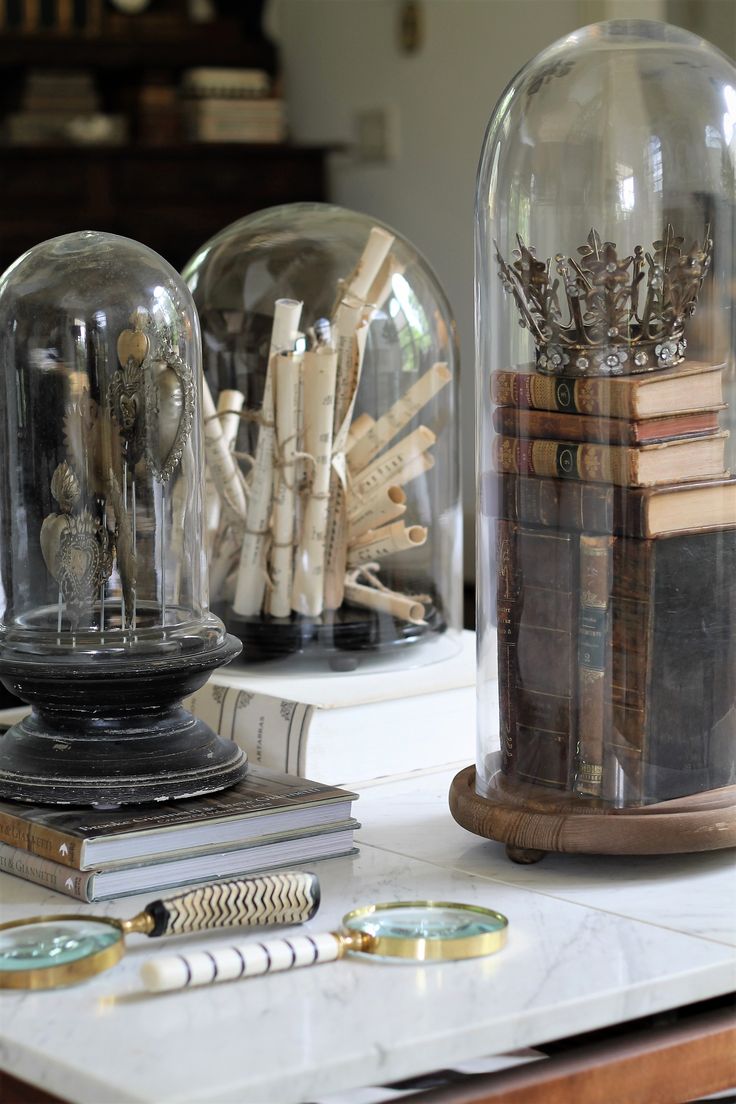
[474,22,736,824]
[0,231,245,805]
[184,203,461,670]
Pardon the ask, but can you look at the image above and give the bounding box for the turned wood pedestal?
[449,754,736,863]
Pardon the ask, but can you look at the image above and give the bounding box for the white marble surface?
[0,769,734,1104]
[354,767,736,948]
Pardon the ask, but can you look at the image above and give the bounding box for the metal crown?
[495,225,713,377]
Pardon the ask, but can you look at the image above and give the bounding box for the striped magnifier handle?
[142,931,344,992]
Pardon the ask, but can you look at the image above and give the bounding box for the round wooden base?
[449,756,736,863]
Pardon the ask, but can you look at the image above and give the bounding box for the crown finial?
[495,225,712,377]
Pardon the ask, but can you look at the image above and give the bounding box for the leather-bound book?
[575,535,614,797]
[497,473,736,540]
[493,432,729,487]
[607,528,736,805]
[491,361,725,419]
[496,520,577,790]
[493,406,723,445]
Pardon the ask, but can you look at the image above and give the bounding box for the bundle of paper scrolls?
[201,226,452,628]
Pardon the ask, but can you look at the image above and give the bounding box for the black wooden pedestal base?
[0,636,247,806]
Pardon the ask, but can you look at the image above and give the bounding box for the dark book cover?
[606,529,736,805]
[496,520,578,790]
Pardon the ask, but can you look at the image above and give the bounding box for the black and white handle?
[144,871,321,938]
[142,931,346,992]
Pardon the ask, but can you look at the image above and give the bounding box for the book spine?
[493,407,640,445]
[495,520,518,776]
[491,371,632,418]
[0,842,93,900]
[499,473,616,534]
[575,535,615,797]
[497,522,578,790]
[0,811,85,867]
[604,538,656,804]
[494,436,632,485]
[184,685,313,776]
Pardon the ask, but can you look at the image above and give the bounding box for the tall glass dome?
[184,203,462,671]
[0,232,245,805]
[476,22,735,812]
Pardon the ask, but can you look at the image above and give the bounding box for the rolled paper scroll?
[348,485,406,542]
[324,227,395,610]
[202,379,247,524]
[346,521,427,567]
[347,362,451,473]
[352,425,436,497]
[233,298,303,617]
[209,526,241,598]
[291,345,338,616]
[395,451,435,487]
[365,253,405,313]
[343,580,425,625]
[268,351,302,617]
[345,412,376,455]
[205,388,246,553]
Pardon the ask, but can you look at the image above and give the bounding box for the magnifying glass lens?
[0,920,119,972]
[344,904,506,951]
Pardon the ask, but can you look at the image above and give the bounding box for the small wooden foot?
[506,844,546,864]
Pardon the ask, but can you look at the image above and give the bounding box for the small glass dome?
[0,230,225,659]
[184,202,461,669]
[476,23,736,808]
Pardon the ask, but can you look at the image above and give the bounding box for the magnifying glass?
[0,870,320,990]
[142,900,508,992]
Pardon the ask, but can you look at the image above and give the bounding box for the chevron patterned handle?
[142,931,343,992]
[145,872,321,938]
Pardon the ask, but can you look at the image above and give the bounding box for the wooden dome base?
[449,756,736,863]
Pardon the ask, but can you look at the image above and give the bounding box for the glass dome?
[476,22,736,809]
[0,231,245,805]
[0,230,227,658]
[184,202,461,670]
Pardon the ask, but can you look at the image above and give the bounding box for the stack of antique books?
[180,68,286,143]
[0,767,358,901]
[491,358,736,806]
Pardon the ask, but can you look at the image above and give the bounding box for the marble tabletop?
[0,764,734,1104]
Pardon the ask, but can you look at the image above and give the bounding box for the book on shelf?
[493,406,723,445]
[181,68,272,99]
[0,767,356,869]
[0,824,358,903]
[493,432,729,487]
[183,630,477,785]
[183,99,286,143]
[497,521,736,804]
[497,473,736,540]
[0,766,358,902]
[491,361,725,419]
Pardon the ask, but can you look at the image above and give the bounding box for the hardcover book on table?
[0,765,358,885]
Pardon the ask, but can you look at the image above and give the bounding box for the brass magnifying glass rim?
[340,900,509,962]
[0,913,126,990]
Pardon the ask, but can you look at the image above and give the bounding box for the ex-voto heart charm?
[145,352,195,483]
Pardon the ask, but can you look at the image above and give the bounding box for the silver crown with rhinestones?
[495,226,712,377]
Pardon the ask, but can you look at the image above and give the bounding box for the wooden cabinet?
[0,8,330,271]
[0,142,330,271]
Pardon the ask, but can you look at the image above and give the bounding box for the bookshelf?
[0,3,330,271]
